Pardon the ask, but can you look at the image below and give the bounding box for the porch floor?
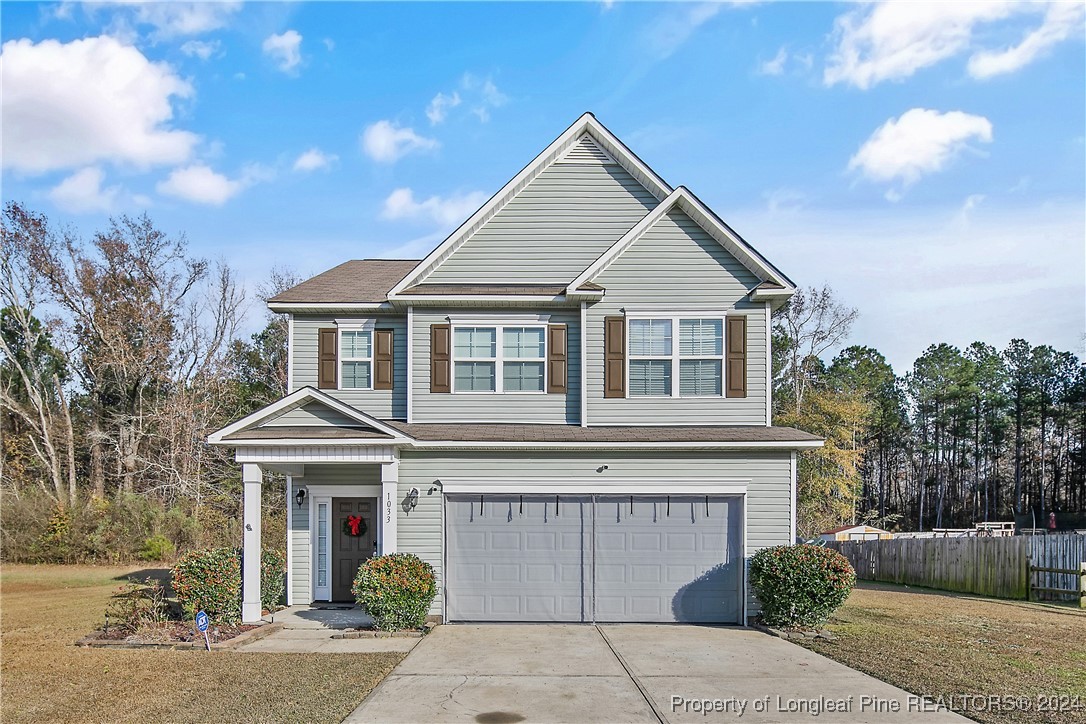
[264,604,374,630]
[241,605,418,653]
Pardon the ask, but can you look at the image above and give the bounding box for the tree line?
[774,287,1086,537]
[1,204,1083,559]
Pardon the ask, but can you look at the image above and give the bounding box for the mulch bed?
[76,622,280,650]
[97,622,259,643]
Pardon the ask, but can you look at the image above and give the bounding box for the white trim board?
[388,113,673,297]
[409,439,823,450]
[438,477,749,494]
[207,386,413,444]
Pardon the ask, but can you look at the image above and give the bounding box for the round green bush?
[171,547,287,625]
[171,547,241,624]
[352,553,436,631]
[749,544,855,628]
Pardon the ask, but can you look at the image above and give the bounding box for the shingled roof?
[268,260,419,304]
[381,422,821,444]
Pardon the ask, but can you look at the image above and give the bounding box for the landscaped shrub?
[105,577,170,634]
[749,544,856,628]
[171,547,242,624]
[352,553,437,631]
[171,547,287,625]
[260,548,286,613]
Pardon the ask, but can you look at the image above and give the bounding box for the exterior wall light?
[295,488,306,508]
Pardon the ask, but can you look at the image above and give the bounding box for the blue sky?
[2,1,1084,373]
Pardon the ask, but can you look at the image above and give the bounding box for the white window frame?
[625,312,727,399]
[337,320,375,391]
[451,323,548,395]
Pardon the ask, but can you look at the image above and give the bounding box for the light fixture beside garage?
[596,465,608,473]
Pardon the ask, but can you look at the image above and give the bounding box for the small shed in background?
[819,524,894,542]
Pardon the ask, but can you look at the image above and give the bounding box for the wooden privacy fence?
[826,534,1086,603]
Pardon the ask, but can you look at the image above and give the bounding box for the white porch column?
[242,463,263,623]
[380,461,399,555]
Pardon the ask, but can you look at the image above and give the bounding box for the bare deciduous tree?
[777,284,859,414]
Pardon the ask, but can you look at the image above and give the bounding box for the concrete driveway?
[346,624,966,723]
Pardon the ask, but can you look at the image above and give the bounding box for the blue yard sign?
[195,610,210,651]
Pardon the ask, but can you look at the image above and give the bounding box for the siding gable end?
[423,157,659,285]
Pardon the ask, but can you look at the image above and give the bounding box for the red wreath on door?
[343,515,367,537]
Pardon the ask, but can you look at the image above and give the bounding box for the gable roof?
[387,112,673,298]
[566,186,796,299]
[267,260,419,307]
[207,387,413,445]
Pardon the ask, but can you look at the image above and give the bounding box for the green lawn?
[1,564,402,723]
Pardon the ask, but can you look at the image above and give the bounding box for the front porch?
[240,456,402,623]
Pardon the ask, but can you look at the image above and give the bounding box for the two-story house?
[210,113,822,625]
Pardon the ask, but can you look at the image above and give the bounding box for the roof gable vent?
[555,134,617,165]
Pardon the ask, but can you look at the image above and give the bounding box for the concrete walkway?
[238,604,418,653]
[346,624,967,723]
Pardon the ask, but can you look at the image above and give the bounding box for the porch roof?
[221,425,394,441]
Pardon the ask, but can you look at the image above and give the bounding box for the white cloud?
[426,91,461,125]
[968,3,1085,79]
[156,163,270,206]
[0,36,198,174]
[292,148,338,173]
[360,121,439,163]
[824,1,1015,89]
[47,167,121,213]
[381,188,488,227]
[645,2,722,59]
[180,39,220,60]
[263,30,303,74]
[94,2,242,39]
[848,108,993,193]
[460,74,508,123]
[824,2,1086,89]
[322,38,335,52]
[758,47,788,76]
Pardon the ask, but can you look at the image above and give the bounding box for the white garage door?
[445,494,742,623]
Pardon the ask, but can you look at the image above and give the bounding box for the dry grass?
[1,564,403,723]
[798,582,1086,724]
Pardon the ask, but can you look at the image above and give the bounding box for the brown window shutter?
[318,327,338,389]
[726,316,747,398]
[604,316,625,398]
[547,324,567,394]
[430,324,451,393]
[373,329,394,390]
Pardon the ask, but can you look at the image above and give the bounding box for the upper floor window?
[340,329,372,389]
[628,317,723,397]
[453,325,546,393]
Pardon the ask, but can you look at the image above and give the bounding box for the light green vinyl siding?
[289,464,382,604]
[411,308,581,423]
[396,450,792,617]
[422,162,658,284]
[289,478,309,603]
[586,208,767,425]
[291,314,406,419]
[265,402,361,427]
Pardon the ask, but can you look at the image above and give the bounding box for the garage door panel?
[446,493,740,624]
[446,495,590,622]
[594,495,740,624]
